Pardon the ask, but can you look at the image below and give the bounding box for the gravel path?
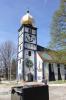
[49,85,66,100]
[0,87,11,100]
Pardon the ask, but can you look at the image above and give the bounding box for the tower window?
[20,46,21,50]
[19,59,21,63]
[28,51,31,56]
[29,28,32,34]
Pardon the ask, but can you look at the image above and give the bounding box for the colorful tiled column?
[60,64,65,80]
[44,62,49,81]
[53,63,58,80]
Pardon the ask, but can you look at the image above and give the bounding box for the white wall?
[37,53,43,82]
[18,59,23,80]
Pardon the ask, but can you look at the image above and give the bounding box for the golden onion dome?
[20,11,35,26]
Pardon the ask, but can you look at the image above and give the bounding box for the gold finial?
[27,10,29,13]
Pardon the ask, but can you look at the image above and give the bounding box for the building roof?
[37,45,66,64]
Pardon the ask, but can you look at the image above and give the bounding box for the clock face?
[25,33,36,43]
[26,34,35,42]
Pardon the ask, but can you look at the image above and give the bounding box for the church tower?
[18,11,37,81]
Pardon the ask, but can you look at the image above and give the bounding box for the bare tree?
[11,58,17,80]
[0,41,16,80]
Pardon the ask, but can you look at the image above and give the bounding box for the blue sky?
[0,0,60,47]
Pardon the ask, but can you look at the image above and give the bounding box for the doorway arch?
[27,73,33,82]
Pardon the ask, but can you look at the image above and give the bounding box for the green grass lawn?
[49,80,66,84]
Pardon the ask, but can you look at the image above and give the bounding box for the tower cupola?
[20,11,35,26]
